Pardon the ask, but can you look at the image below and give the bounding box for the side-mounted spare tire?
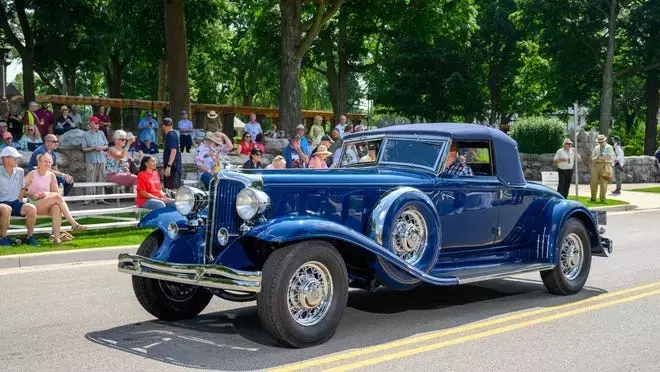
[131,230,213,321]
[541,218,592,295]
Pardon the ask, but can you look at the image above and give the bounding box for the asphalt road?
[1,209,659,372]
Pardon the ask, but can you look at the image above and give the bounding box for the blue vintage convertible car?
[118,123,612,347]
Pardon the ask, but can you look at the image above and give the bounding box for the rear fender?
[245,216,458,286]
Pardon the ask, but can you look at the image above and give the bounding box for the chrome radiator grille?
[205,177,244,259]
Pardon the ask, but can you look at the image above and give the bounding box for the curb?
[589,204,638,212]
[0,245,138,270]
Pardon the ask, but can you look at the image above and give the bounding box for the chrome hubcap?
[390,208,427,264]
[560,233,584,280]
[287,261,333,326]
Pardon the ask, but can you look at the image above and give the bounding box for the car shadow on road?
[86,278,606,371]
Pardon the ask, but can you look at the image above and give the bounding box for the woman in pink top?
[24,153,86,243]
[307,145,333,169]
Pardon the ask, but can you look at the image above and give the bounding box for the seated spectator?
[254,133,266,153]
[283,135,309,168]
[0,131,20,150]
[195,132,222,189]
[310,116,325,138]
[54,106,74,135]
[69,105,83,129]
[28,134,74,196]
[359,143,378,163]
[0,147,39,246]
[237,132,254,155]
[243,148,263,169]
[24,153,86,244]
[308,145,332,169]
[310,125,324,147]
[106,130,138,188]
[295,124,311,156]
[18,125,43,151]
[444,155,473,176]
[655,146,660,164]
[136,155,172,210]
[138,138,159,154]
[265,123,279,139]
[6,112,24,139]
[266,155,286,169]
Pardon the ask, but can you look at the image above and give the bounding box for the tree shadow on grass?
[86,278,606,371]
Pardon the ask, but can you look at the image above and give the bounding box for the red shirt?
[238,141,253,155]
[94,113,111,135]
[136,170,163,207]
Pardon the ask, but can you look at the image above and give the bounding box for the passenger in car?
[444,155,473,176]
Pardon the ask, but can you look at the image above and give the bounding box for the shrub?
[510,116,565,154]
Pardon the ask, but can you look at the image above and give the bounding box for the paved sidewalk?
[0,245,137,270]
[569,183,660,210]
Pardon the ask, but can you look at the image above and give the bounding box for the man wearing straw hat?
[553,138,580,198]
[590,134,614,202]
[205,110,220,132]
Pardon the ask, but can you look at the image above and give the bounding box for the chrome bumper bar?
[118,253,261,293]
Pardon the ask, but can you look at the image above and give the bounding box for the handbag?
[600,164,612,181]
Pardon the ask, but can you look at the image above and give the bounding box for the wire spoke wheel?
[287,261,333,327]
[390,207,427,264]
[559,232,584,281]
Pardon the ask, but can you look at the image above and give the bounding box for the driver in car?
[444,155,473,176]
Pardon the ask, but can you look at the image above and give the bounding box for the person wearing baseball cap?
[0,147,39,246]
[162,117,182,190]
[295,123,311,156]
[283,134,309,168]
[0,131,20,151]
[82,115,110,204]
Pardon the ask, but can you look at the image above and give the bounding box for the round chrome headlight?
[236,188,270,220]
[175,186,208,216]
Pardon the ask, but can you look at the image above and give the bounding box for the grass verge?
[567,195,629,208]
[0,227,152,256]
[630,187,660,194]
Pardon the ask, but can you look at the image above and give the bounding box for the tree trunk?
[279,0,303,135]
[107,53,124,128]
[164,0,190,120]
[21,51,36,103]
[157,58,168,122]
[323,12,348,122]
[644,72,659,156]
[599,0,617,136]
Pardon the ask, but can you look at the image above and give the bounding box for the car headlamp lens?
[236,188,270,220]
[175,186,208,216]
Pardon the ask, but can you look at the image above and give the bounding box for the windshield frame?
[340,134,449,173]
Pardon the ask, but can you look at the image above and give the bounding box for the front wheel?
[257,240,348,348]
[541,218,592,295]
[131,231,213,321]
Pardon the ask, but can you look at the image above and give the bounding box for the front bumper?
[118,254,262,293]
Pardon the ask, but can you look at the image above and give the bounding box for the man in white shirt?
[611,136,625,195]
[244,113,262,142]
[553,138,580,198]
[334,115,347,138]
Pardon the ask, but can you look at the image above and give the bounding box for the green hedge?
[510,116,565,154]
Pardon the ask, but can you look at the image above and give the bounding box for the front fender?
[137,206,188,231]
[137,206,206,264]
[246,216,458,286]
[540,198,601,264]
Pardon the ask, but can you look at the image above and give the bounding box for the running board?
[445,263,555,285]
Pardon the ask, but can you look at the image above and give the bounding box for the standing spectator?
[54,106,74,135]
[162,118,182,190]
[334,115,347,138]
[23,101,44,138]
[136,155,173,210]
[18,125,43,151]
[310,116,326,137]
[655,146,660,164]
[138,112,158,144]
[0,147,39,246]
[310,125,324,148]
[138,138,159,154]
[243,148,263,169]
[195,132,222,189]
[0,132,19,150]
[553,138,579,198]
[69,105,83,129]
[105,130,137,189]
[590,134,614,202]
[6,111,23,139]
[266,155,286,169]
[244,113,262,142]
[178,110,194,153]
[329,129,343,166]
[283,135,309,168]
[295,124,311,156]
[205,110,220,132]
[28,134,74,196]
[610,136,625,195]
[254,133,266,153]
[307,145,333,169]
[237,132,254,155]
[94,105,112,139]
[35,102,53,137]
[82,116,109,204]
[24,153,86,244]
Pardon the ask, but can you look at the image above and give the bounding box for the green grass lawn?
[630,187,660,193]
[567,195,629,208]
[0,227,153,256]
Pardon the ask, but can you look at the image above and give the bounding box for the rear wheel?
[257,240,348,348]
[541,219,592,295]
[131,231,213,321]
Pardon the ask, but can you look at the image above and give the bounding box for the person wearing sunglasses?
[27,134,75,196]
[237,132,253,156]
[105,130,137,190]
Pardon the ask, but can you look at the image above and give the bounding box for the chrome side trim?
[457,263,554,284]
[118,253,261,293]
